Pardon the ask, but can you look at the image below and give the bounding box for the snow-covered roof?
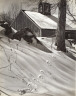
[25,11,76,30]
[42,0,60,4]
[25,11,57,29]
[53,14,76,30]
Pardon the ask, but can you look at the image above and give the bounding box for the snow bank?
[11,28,17,33]
[0,26,5,36]
[0,26,5,31]
[0,34,75,96]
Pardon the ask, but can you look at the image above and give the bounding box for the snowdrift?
[0,33,75,96]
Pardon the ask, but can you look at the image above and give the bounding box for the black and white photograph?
[0,0,76,96]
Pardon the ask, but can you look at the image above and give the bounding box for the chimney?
[38,0,51,15]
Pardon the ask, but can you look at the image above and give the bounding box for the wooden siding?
[12,11,26,30]
[24,13,40,37]
[65,30,76,39]
[11,11,41,37]
[41,29,56,37]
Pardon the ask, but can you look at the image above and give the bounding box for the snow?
[11,28,17,33]
[0,32,76,96]
[0,26,5,34]
[25,11,76,30]
[53,12,76,30]
[25,11,57,29]
[37,37,76,59]
[72,44,76,50]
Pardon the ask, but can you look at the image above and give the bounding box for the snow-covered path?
[0,34,75,96]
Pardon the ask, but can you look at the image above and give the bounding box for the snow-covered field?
[0,31,76,96]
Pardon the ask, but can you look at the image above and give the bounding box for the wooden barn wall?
[11,11,26,30]
[25,13,40,37]
[41,29,56,37]
[65,30,76,39]
[41,29,76,39]
[11,11,41,37]
[11,11,76,38]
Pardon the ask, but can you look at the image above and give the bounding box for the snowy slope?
[0,33,75,96]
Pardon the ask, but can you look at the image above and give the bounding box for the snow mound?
[0,33,75,96]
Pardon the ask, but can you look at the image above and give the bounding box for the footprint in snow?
[46,60,52,66]
[40,70,44,74]
[38,74,44,80]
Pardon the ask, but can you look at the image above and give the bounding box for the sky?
[0,0,20,13]
[0,0,75,13]
[0,0,60,13]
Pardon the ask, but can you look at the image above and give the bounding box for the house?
[11,10,76,39]
[11,10,56,37]
[11,1,76,39]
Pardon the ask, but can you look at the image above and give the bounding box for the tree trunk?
[56,0,66,52]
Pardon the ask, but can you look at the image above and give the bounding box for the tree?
[56,0,66,52]
[0,2,21,24]
[66,0,76,24]
[0,13,13,24]
[7,2,21,20]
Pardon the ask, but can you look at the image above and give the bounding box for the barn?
[11,10,57,37]
[11,10,76,39]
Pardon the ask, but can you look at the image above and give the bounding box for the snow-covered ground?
[38,37,76,59]
[0,30,76,96]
